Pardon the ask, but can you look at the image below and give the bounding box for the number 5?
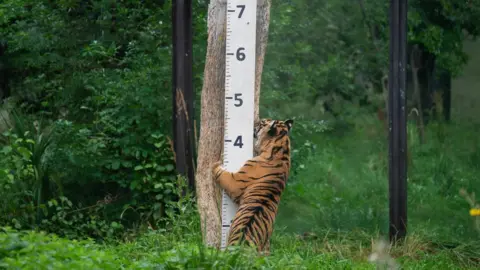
[234,93,243,107]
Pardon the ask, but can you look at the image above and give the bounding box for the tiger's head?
[253,118,294,156]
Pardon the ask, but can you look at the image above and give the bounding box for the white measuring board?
[221,0,257,249]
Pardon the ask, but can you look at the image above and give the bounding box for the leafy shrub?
[39,196,125,241]
[0,227,124,270]
[0,113,68,229]
[0,129,36,228]
[0,108,180,240]
[0,0,210,239]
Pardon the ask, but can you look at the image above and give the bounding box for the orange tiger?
[212,118,294,254]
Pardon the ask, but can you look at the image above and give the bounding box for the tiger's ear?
[285,119,294,131]
[267,120,277,136]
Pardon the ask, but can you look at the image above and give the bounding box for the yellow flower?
[470,209,480,216]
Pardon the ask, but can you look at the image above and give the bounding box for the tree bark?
[254,0,271,122]
[195,0,226,248]
[410,45,425,144]
[0,41,9,100]
[195,0,271,248]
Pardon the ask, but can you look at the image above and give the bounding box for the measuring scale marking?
[221,0,257,249]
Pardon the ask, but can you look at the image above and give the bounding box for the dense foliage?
[0,0,207,239]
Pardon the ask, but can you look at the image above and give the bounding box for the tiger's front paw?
[212,160,223,174]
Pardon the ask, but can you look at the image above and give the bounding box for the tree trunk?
[0,41,9,100]
[254,0,271,122]
[195,0,271,248]
[410,45,425,144]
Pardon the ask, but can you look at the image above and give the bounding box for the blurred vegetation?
[1,0,480,268]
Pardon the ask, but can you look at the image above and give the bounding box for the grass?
[1,114,479,269]
[1,221,478,269]
[278,112,480,240]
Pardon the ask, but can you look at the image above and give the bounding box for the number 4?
[234,136,243,148]
[237,5,245,18]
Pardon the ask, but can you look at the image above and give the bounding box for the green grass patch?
[1,225,479,269]
[277,116,480,242]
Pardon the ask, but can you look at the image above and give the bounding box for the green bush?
[0,227,124,270]
[0,0,209,239]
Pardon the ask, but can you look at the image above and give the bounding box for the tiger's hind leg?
[228,226,270,256]
[260,239,270,256]
[226,201,272,255]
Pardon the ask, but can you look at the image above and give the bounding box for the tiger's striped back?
[212,118,293,253]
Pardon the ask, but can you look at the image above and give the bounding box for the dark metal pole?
[172,0,196,192]
[388,0,408,242]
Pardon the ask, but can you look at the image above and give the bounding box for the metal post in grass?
[388,0,408,242]
[172,0,196,192]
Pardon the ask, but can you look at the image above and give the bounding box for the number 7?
[237,5,245,18]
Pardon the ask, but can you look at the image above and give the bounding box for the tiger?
[212,118,294,254]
